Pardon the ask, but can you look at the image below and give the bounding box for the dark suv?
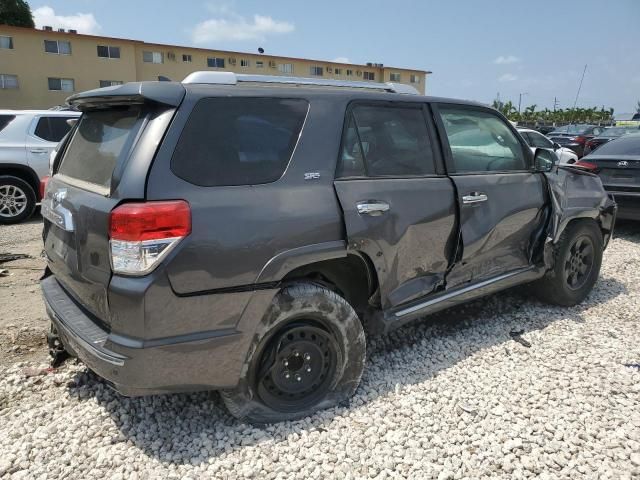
[41,73,616,423]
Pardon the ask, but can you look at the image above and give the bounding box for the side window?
[528,131,554,149]
[439,107,527,172]
[171,98,309,187]
[337,104,435,177]
[34,117,74,142]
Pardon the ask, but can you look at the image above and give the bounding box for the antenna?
[572,64,587,109]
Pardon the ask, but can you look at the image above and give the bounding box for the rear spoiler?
[67,82,185,110]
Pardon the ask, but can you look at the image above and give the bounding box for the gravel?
[1,222,639,479]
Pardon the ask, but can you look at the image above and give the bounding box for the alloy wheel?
[0,184,28,218]
[564,235,594,290]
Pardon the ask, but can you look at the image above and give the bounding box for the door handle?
[462,192,488,204]
[30,149,48,154]
[356,201,390,216]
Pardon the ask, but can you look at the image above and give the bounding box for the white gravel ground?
[1,223,639,479]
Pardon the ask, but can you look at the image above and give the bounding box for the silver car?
[0,110,80,223]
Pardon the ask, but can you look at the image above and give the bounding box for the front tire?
[533,220,603,306]
[0,175,36,225]
[221,283,366,424]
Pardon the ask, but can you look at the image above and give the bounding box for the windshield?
[592,134,640,156]
[57,106,142,190]
[602,127,638,137]
[551,125,592,135]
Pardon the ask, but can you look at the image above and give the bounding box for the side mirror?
[534,148,556,172]
[553,142,561,150]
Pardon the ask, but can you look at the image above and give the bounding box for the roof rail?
[182,71,419,95]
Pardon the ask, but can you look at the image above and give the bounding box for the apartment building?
[0,25,429,109]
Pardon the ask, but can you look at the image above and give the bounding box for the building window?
[207,57,225,68]
[0,36,13,49]
[334,68,342,75]
[389,73,401,82]
[99,80,123,88]
[363,71,375,81]
[410,74,420,84]
[256,61,264,68]
[182,54,192,63]
[97,45,120,59]
[346,69,353,76]
[44,39,71,55]
[310,66,323,76]
[142,51,163,64]
[48,77,75,92]
[0,74,18,89]
[278,63,293,74]
[240,59,249,67]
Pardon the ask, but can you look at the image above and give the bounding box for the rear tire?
[533,220,603,306]
[0,175,36,225]
[221,283,366,424]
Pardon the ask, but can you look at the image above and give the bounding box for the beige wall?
[0,26,427,109]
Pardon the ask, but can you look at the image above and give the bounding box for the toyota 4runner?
[41,72,616,423]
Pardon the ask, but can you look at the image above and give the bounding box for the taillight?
[573,135,587,145]
[574,160,598,172]
[39,176,50,199]
[109,200,191,275]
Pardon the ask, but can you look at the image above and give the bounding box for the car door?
[26,115,76,179]
[434,104,548,288]
[333,102,457,308]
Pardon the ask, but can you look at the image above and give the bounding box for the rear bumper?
[607,192,640,220]
[41,275,277,395]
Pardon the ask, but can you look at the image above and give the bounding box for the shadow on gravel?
[64,272,628,466]
[613,220,640,243]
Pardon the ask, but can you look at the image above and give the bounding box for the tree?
[0,0,35,28]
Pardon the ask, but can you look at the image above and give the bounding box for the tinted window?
[592,134,640,156]
[337,105,435,177]
[440,107,527,172]
[34,117,75,142]
[527,131,554,149]
[171,98,308,187]
[0,115,16,133]
[58,107,141,189]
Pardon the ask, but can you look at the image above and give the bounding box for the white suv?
[0,110,80,224]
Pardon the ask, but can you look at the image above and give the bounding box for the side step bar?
[381,266,545,332]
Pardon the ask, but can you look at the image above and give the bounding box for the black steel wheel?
[533,220,603,306]
[221,283,366,424]
[564,235,594,290]
[256,324,340,411]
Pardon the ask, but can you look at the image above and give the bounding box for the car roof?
[0,110,81,116]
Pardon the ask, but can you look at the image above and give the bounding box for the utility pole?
[553,97,559,112]
[572,64,587,109]
[518,92,528,114]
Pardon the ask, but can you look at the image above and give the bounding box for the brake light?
[573,135,587,145]
[574,160,598,171]
[109,200,191,275]
[39,176,50,199]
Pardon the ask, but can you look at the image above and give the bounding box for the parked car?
[0,110,81,224]
[547,124,605,158]
[41,73,616,423]
[579,133,640,220]
[517,128,578,164]
[583,126,639,155]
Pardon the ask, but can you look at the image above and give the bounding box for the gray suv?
[41,73,616,423]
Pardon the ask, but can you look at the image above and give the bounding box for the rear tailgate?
[594,157,640,193]
[42,82,184,324]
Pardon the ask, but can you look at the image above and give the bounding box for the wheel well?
[563,217,604,239]
[0,165,40,200]
[281,254,378,313]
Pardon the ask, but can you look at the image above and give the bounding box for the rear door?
[333,102,457,308]
[43,105,149,323]
[434,104,547,288]
[26,115,77,179]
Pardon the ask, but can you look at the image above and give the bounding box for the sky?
[29,0,640,115]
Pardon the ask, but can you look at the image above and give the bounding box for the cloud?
[493,55,521,65]
[498,73,518,82]
[33,6,101,34]
[192,13,294,43]
[332,57,351,64]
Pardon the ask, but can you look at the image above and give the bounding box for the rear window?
[592,134,640,156]
[171,97,309,186]
[57,106,141,189]
[34,116,75,142]
[0,114,16,133]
